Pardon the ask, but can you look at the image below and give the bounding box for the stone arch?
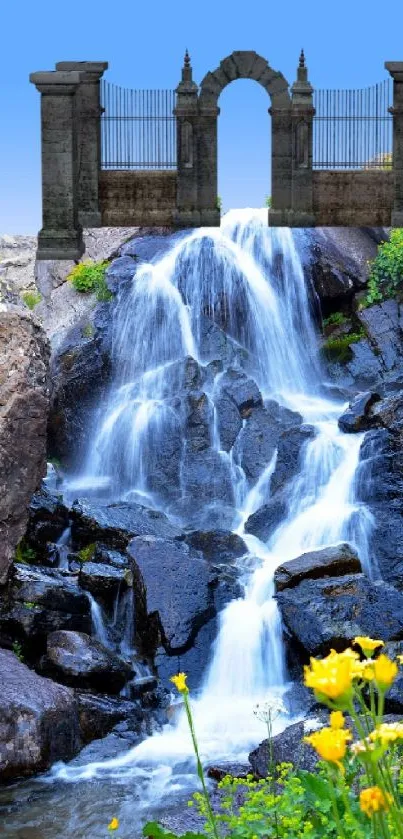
[199,50,291,108]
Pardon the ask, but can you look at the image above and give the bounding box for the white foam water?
[53,209,374,808]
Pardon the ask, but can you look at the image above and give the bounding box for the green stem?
[183,694,220,839]
[327,767,347,839]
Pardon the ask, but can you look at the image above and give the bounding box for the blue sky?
[1,0,403,233]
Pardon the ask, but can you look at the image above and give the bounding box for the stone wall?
[99,171,177,226]
[312,171,394,226]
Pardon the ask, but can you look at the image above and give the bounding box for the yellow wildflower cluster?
[304,722,352,769]
[359,786,392,817]
[170,672,189,694]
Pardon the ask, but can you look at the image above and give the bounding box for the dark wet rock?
[369,391,403,438]
[207,763,252,782]
[155,617,218,691]
[119,230,177,263]
[79,562,132,602]
[355,428,403,588]
[249,721,318,777]
[198,315,250,369]
[234,403,301,483]
[44,630,133,693]
[383,642,403,714]
[357,299,403,374]
[184,530,247,563]
[277,573,403,657]
[245,492,288,542]
[71,499,182,549]
[0,564,91,651]
[26,485,70,547]
[0,648,81,781]
[127,536,214,656]
[76,692,143,744]
[47,302,113,468]
[181,449,235,505]
[184,390,213,452]
[338,391,381,433]
[105,256,137,290]
[274,543,361,592]
[93,545,129,569]
[270,424,315,495]
[219,368,262,417]
[215,392,242,451]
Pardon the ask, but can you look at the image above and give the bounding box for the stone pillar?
[290,49,316,226]
[268,101,293,226]
[30,71,84,260]
[173,51,201,227]
[56,61,108,227]
[197,102,221,226]
[385,62,403,227]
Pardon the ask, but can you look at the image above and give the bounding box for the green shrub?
[67,260,113,302]
[322,331,365,363]
[264,195,272,208]
[215,196,222,211]
[12,640,24,662]
[323,312,347,328]
[365,228,403,305]
[82,323,95,339]
[21,290,42,310]
[78,543,96,563]
[15,540,37,565]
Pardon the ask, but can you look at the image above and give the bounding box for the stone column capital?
[55,61,108,82]
[30,70,84,95]
[385,62,403,82]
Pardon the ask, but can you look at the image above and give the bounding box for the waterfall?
[54,209,374,803]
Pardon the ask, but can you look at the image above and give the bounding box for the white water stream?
[53,210,374,808]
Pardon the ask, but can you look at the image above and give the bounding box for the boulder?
[105,256,137,288]
[245,492,288,542]
[180,449,235,506]
[215,392,242,451]
[0,649,81,780]
[338,391,380,433]
[44,630,133,693]
[277,574,403,657]
[184,390,213,452]
[127,536,214,656]
[0,565,91,651]
[234,402,301,483]
[26,485,70,547]
[219,369,262,417]
[0,307,50,583]
[184,530,247,563]
[270,425,315,494]
[274,543,361,592]
[79,562,132,601]
[249,721,318,777]
[71,499,182,549]
[383,642,403,714]
[76,692,143,743]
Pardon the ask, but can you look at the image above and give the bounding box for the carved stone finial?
[299,49,305,68]
[184,49,191,68]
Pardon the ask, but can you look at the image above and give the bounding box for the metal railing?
[100,80,177,170]
[313,79,393,170]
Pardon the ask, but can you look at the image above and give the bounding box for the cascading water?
[53,209,375,819]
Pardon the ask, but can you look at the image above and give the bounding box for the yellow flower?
[351,660,374,681]
[304,726,352,767]
[397,655,403,665]
[329,711,345,729]
[373,654,398,691]
[108,818,119,831]
[370,722,403,745]
[304,649,355,705]
[353,636,384,658]
[359,786,392,817]
[170,672,189,694]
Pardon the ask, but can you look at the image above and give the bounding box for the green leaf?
[142,824,206,839]
[297,770,333,802]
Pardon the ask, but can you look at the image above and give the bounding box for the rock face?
[274,544,361,592]
[71,499,182,548]
[0,648,81,780]
[277,574,403,657]
[0,307,50,583]
[44,630,133,693]
[249,721,319,777]
[0,565,91,653]
[338,392,380,433]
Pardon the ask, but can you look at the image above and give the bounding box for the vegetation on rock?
[364,229,403,306]
[321,331,365,363]
[67,260,113,302]
[78,543,97,563]
[21,289,42,310]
